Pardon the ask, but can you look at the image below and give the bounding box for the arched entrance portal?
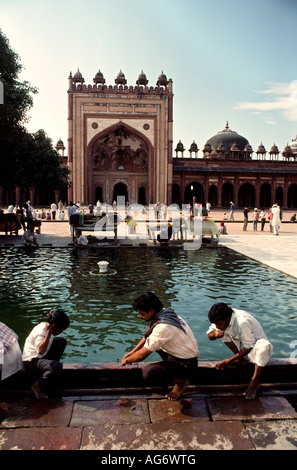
[113,182,128,203]
[89,123,151,205]
[184,182,204,205]
[238,183,255,208]
[95,186,103,203]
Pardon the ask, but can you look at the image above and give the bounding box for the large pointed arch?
[86,122,154,204]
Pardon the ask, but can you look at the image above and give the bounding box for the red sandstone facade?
[1,71,297,210]
[67,69,173,207]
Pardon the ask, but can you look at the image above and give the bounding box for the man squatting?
[121,292,199,400]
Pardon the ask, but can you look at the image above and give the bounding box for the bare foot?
[31,382,48,400]
[243,380,259,400]
[165,379,189,401]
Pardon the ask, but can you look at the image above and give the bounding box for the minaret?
[67,71,74,201]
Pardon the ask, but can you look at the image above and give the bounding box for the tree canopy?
[0,29,70,202]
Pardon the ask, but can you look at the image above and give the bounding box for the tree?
[0,29,70,203]
[19,130,70,203]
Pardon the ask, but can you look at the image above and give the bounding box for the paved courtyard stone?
[207,396,297,421]
[0,398,73,428]
[148,397,209,423]
[245,420,297,450]
[70,398,150,426]
[0,427,82,450]
[80,420,254,450]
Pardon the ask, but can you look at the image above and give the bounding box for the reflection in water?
[0,247,296,362]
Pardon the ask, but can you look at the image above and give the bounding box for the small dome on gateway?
[257,143,266,153]
[175,140,184,152]
[269,143,279,154]
[56,138,64,147]
[93,69,105,84]
[283,143,293,156]
[73,68,84,83]
[189,141,198,152]
[136,70,148,86]
[157,71,169,87]
[115,70,127,85]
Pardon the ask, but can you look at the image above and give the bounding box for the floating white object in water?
[90,261,117,276]
[98,261,109,273]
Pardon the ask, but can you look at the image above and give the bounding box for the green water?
[0,246,296,363]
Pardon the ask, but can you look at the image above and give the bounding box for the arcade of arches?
[172,181,297,209]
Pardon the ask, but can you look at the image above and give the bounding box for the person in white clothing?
[207,302,273,400]
[122,292,199,400]
[76,230,88,246]
[21,226,39,247]
[271,203,281,235]
[22,310,70,399]
[50,202,57,220]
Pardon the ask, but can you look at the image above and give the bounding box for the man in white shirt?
[51,202,57,220]
[22,310,70,399]
[207,302,273,400]
[122,292,199,400]
[21,226,39,247]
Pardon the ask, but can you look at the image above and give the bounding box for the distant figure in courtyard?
[0,321,23,381]
[243,207,250,231]
[21,225,39,247]
[157,223,172,245]
[229,201,235,220]
[252,208,259,231]
[207,302,273,400]
[22,310,70,399]
[23,203,33,229]
[122,292,199,400]
[271,203,281,235]
[51,202,57,220]
[219,222,228,235]
[76,230,88,246]
[259,209,267,231]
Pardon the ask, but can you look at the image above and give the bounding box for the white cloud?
[234,81,297,122]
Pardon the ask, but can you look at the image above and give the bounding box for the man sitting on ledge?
[207,302,273,400]
[121,292,199,400]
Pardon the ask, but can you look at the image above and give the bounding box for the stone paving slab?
[245,420,297,450]
[0,398,73,428]
[70,398,150,426]
[80,420,254,450]
[0,427,82,450]
[148,397,209,423]
[207,396,297,421]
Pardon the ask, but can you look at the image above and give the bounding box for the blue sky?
[2,0,297,154]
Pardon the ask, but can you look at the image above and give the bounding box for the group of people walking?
[1,292,273,402]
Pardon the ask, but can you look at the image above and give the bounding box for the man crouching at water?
[22,310,70,399]
[207,302,273,400]
[121,292,199,400]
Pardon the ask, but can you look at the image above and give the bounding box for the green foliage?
[0,29,70,196]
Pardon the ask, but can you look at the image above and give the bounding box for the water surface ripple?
[0,247,296,362]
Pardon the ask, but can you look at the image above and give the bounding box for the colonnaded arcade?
[2,69,297,209]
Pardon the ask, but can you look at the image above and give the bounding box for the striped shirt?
[0,322,18,351]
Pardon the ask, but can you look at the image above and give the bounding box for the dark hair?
[132,292,163,313]
[208,302,233,323]
[47,310,70,330]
